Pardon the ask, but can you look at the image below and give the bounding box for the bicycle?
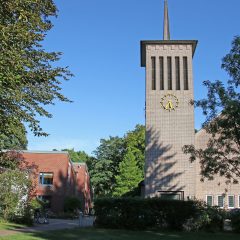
[34,209,49,224]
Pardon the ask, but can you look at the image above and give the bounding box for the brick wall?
[21,151,91,213]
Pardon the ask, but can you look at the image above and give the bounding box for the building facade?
[141,0,240,209]
[21,151,91,213]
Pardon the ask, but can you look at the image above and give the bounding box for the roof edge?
[2,150,69,154]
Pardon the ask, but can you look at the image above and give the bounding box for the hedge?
[94,198,225,231]
[229,209,240,232]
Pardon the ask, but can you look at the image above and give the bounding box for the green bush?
[0,169,32,224]
[29,198,44,210]
[64,196,81,213]
[230,209,240,233]
[94,198,226,231]
[94,198,198,230]
[183,202,225,232]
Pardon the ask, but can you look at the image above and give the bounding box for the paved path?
[0,217,94,237]
[20,218,80,232]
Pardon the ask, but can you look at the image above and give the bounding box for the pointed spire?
[163,0,170,40]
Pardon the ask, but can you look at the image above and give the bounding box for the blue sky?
[27,0,240,154]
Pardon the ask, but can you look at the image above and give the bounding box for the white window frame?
[206,195,213,206]
[217,195,225,208]
[228,195,235,209]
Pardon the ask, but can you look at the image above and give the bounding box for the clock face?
[160,93,179,112]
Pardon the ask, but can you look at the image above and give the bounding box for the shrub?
[64,197,81,213]
[230,209,240,233]
[94,198,199,230]
[0,169,32,222]
[183,202,225,232]
[94,198,226,231]
[203,205,225,232]
[29,198,44,210]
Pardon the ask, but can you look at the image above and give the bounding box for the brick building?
[20,151,91,213]
[141,0,240,209]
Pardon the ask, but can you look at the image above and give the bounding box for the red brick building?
[20,151,92,213]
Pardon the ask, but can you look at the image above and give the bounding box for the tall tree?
[125,124,145,177]
[183,36,240,183]
[113,150,143,197]
[89,125,145,197]
[90,137,126,196]
[0,0,72,140]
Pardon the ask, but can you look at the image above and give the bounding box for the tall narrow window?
[175,57,180,90]
[183,57,189,90]
[228,195,235,208]
[206,195,213,206]
[167,57,172,90]
[151,57,156,90]
[159,57,164,90]
[218,195,224,208]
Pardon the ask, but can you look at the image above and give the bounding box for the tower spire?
[163,0,170,40]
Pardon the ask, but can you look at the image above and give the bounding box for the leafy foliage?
[89,125,145,197]
[113,150,143,197]
[0,151,24,170]
[0,0,72,139]
[29,198,44,211]
[90,136,126,197]
[64,196,81,213]
[229,209,240,233]
[94,198,225,231]
[125,125,145,175]
[0,169,32,221]
[61,148,90,162]
[183,36,240,183]
[0,121,27,150]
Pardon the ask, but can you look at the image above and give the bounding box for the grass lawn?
[0,228,239,240]
[0,222,26,231]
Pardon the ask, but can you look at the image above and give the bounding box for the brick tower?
[141,0,198,199]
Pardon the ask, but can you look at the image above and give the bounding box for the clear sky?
[27,0,240,154]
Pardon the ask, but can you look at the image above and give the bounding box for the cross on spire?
[163,0,170,40]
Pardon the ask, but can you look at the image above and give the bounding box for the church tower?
[141,0,198,199]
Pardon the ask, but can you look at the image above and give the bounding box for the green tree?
[0,0,72,140]
[183,36,240,183]
[113,150,143,197]
[90,137,126,196]
[89,125,145,197]
[62,148,90,162]
[125,124,145,176]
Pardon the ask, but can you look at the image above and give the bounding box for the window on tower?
[167,57,172,90]
[151,57,156,90]
[183,57,189,90]
[217,195,224,208]
[206,195,213,206]
[175,57,180,90]
[228,195,235,208]
[159,57,164,90]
